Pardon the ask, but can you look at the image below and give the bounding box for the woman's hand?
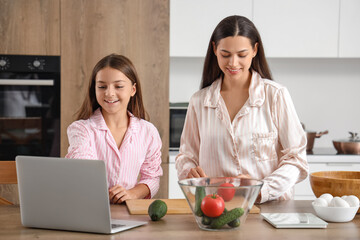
[235,174,262,203]
[108,185,136,204]
[236,173,251,179]
[187,166,207,178]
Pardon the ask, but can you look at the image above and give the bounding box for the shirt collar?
[90,108,140,133]
[248,71,265,107]
[204,71,265,108]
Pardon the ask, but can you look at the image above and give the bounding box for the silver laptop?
[15,155,147,234]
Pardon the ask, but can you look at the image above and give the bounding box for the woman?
[175,16,308,203]
[66,54,163,204]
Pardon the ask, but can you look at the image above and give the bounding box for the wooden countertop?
[1,200,359,239]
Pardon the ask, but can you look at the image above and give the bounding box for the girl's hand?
[187,166,207,178]
[108,185,136,204]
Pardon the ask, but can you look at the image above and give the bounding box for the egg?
[313,197,328,207]
[341,195,348,200]
[329,197,350,207]
[319,193,333,205]
[344,195,360,207]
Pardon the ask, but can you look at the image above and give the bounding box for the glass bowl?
[178,177,263,231]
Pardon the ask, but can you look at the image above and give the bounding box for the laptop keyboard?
[111,224,125,229]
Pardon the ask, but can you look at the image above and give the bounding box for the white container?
[312,202,359,222]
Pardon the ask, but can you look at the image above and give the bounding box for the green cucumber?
[227,218,241,228]
[194,186,206,216]
[201,215,213,225]
[222,208,228,214]
[148,200,167,221]
[210,208,244,229]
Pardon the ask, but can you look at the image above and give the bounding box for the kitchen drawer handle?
[326,163,354,166]
[0,79,54,86]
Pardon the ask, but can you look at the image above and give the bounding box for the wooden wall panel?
[60,0,169,198]
[0,0,60,55]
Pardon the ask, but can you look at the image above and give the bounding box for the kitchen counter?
[1,200,359,239]
[306,148,360,163]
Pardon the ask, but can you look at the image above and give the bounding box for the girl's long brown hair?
[76,54,148,120]
[201,15,272,89]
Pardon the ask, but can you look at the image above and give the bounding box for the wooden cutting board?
[126,199,260,215]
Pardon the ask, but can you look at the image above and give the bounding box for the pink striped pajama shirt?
[175,71,308,203]
[66,108,163,198]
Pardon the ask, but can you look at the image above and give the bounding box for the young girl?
[66,54,163,204]
[175,16,308,203]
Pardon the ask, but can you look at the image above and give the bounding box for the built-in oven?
[169,103,188,151]
[0,54,60,160]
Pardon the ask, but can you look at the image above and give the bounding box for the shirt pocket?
[251,132,277,161]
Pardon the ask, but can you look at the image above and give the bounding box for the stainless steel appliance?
[0,54,60,160]
[169,103,187,151]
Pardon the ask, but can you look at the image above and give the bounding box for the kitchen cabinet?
[60,0,169,159]
[0,0,60,55]
[169,151,360,200]
[169,152,184,199]
[0,0,170,199]
[170,0,253,57]
[0,0,60,205]
[60,0,169,198]
[339,0,360,57]
[253,0,339,58]
[171,0,360,58]
[294,154,360,200]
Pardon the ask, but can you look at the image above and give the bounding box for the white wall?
[169,57,360,148]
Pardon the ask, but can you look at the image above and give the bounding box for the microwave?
[169,103,188,151]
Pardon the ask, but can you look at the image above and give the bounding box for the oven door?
[0,75,60,160]
[169,108,187,151]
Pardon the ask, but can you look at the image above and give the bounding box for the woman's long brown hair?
[201,15,272,89]
[76,54,148,120]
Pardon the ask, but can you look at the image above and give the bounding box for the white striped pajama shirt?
[66,108,163,198]
[175,71,308,203]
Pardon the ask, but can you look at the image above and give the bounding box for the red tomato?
[201,194,225,217]
[218,183,235,201]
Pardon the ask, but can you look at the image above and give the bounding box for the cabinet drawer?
[168,163,185,199]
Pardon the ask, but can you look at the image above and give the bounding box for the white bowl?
[312,202,359,222]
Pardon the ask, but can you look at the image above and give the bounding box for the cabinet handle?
[0,79,54,86]
[326,163,353,166]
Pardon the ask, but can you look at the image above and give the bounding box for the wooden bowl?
[310,171,360,199]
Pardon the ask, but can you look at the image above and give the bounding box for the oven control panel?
[0,54,60,73]
[0,56,10,71]
[27,58,46,70]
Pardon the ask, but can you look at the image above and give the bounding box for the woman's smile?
[226,68,242,75]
